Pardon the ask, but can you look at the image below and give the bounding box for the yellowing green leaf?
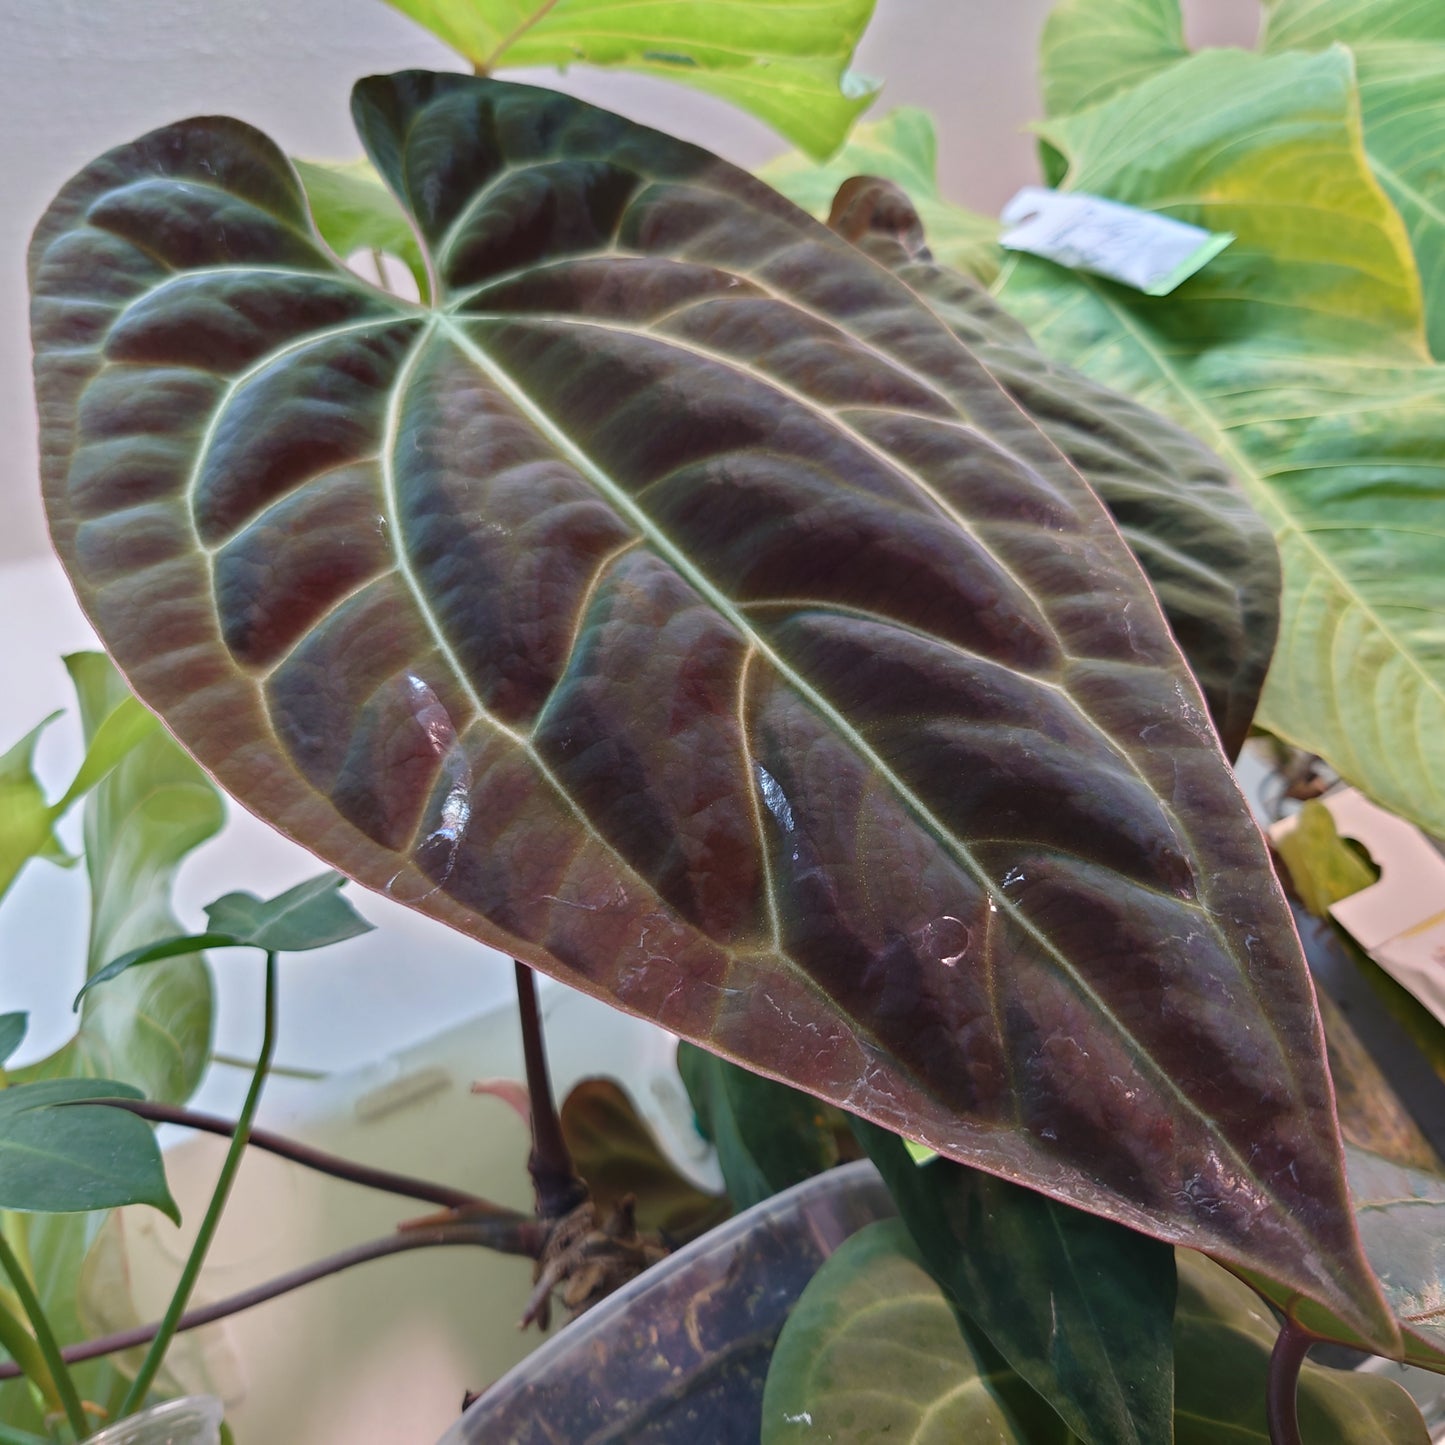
[381,0,880,158]
[997,46,1445,840]
[1276,800,1379,918]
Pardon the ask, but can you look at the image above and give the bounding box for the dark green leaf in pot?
[1345,1145,1445,1374]
[0,1014,27,1068]
[761,1218,1076,1444]
[203,872,373,953]
[30,71,1394,1349]
[678,1044,859,1210]
[856,1118,1175,1445]
[827,175,1279,759]
[1173,1250,1429,1443]
[0,1078,178,1221]
[559,1075,731,1242]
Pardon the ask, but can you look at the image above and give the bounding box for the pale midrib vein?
[183,316,418,538]
[1071,277,1445,764]
[436,311,1273,1193]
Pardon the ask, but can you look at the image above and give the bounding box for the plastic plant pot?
[84,1396,225,1445]
[439,1159,895,1445]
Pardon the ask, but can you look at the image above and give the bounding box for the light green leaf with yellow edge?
[1262,0,1445,359]
[758,108,1001,281]
[380,0,879,159]
[995,45,1445,840]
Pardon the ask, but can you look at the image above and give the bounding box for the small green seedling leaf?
[74,933,240,1010]
[203,872,373,953]
[292,157,428,297]
[0,713,74,899]
[0,1079,178,1221]
[0,1014,27,1068]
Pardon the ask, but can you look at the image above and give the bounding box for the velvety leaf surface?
[559,1075,731,1241]
[0,1078,177,1220]
[857,1119,1175,1445]
[1038,0,1188,117]
[678,1043,860,1211]
[1347,1145,1445,1372]
[758,108,1002,283]
[761,1219,1069,1444]
[825,175,1278,759]
[1261,0,1445,358]
[381,0,879,159]
[996,46,1445,845]
[30,72,1392,1345]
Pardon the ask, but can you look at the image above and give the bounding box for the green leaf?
[677,1045,858,1211]
[292,157,428,297]
[203,872,373,953]
[764,1226,1429,1445]
[1346,1145,1445,1374]
[0,1015,25,1068]
[762,1219,1073,1444]
[1039,0,1188,117]
[856,1119,1175,1445]
[559,1075,731,1241]
[31,73,1397,1348]
[1174,1250,1429,1442]
[758,108,1002,282]
[0,713,74,899]
[827,178,1279,759]
[1261,1,1445,358]
[996,45,1445,847]
[74,934,239,1010]
[14,655,224,1104]
[0,1079,178,1222]
[381,0,879,159]
[1275,799,1379,919]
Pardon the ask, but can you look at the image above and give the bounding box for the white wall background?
[0,0,1261,566]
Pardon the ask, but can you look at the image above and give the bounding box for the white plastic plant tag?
[1000,186,1233,295]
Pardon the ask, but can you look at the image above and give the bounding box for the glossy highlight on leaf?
[29,71,1392,1346]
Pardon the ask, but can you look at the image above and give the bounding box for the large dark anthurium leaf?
[29,71,1393,1348]
[824,175,1279,760]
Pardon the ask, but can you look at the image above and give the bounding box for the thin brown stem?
[100,1098,505,1214]
[514,960,587,1220]
[0,1218,546,1383]
[1266,1318,1314,1445]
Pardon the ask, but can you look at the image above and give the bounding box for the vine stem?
[98,1098,506,1214]
[1266,1317,1314,1445]
[117,950,280,1416]
[514,961,587,1220]
[0,1233,87,1439]
[0,1218,544,1383]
